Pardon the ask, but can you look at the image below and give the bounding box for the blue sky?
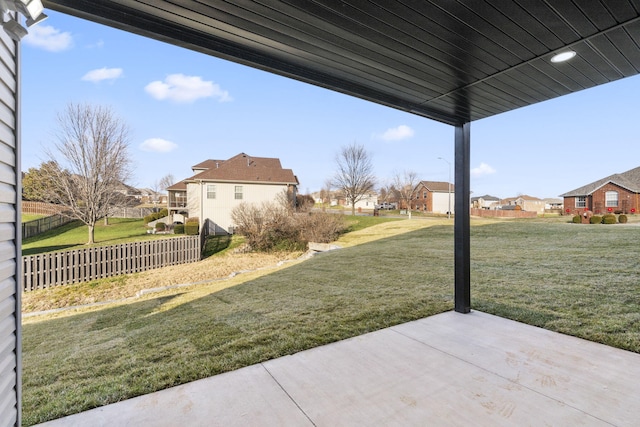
[21,9,640,199]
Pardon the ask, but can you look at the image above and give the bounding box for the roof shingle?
[181,153,298,186]
[416,181,455,192]
[560,166,640,197]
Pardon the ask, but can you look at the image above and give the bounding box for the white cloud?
[375,125,415,141]
[140,138,178,153]
[23,25,73,52]
[471,162,496,177]
[81,67,123,83]
[144,74,232,103]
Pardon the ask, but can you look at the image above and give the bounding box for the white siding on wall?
[0,24,18,427]
[186,182,200,220]
[345,195,378,210]
[523,201,545,214]
[432,192,455,214]
[196,182,288,233]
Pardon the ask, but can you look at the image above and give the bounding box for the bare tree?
[158,174,175,192]
[147,173,176,210]
[392,170,420,219]
[331,142,376,215]
[319,179,333,211]
[43,103,133,244]
[377,180,396,205]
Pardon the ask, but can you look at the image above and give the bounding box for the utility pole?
[438,157,452,219]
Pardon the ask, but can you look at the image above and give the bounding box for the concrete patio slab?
[36,311,640,426]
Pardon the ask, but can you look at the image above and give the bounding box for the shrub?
[185,223,199,235]
[231,201,302,251]
[296,212,348,243]
[572,215,581,224]
[231,200,348,252]
[590,215,602,224]
[296,194,315,212]
[618,214,628,224]
[155,222,166,231]
[186,217,199,224]
[602,214,616,224]
[174,224,185,234]
[144,208,169,224]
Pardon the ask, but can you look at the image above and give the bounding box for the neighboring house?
[167,153,299,234]
[560,166,640,214]
[138,188,168,205]
[471,194,500,210]
[411,181,455,214]
[344,193,378,210]
[500,195,546,214]
[312,190,342,207]
[114,182,141,198]
[544,198,563,211]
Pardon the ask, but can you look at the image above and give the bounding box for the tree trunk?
[87,224,95,244]
[104,216,109,226]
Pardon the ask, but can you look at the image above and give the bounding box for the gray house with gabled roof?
[168,153,299,234]
[560,167,640,215]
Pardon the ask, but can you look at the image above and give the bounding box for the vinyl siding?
[432,192,455,214]
[194,182,289,233]
[0,24,19,427]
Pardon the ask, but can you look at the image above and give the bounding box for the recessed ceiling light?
[551,51,576,63]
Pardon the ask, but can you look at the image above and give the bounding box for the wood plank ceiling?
[43,1,640,126]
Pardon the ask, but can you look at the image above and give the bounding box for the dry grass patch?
[21,250,303,313]
[336,217,448,247]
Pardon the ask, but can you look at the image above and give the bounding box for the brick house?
[410,181,455,214]
[560,166,640,215]
[167,153,298,234]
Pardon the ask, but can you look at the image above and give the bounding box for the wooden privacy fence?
[22,235,201,292]
[22,201,66,216]
[22,214,74,239]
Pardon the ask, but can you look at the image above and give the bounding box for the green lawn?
[21,219,640,425]
[21,217,169,255]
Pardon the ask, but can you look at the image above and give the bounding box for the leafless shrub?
[231,201,301,251]
[231,202,347,251]
[296,212,347,243]
[296,194,315,212]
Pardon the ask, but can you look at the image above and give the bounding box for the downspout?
[199,180,204,231]
[15,28,23,427]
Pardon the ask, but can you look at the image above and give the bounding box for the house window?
[605,191,618,207]
[234,186,243,200]
[207,184,216,199]
[423,191,427,199]
[576,196,586,208]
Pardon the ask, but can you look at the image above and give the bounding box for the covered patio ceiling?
[43,1,640,126]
